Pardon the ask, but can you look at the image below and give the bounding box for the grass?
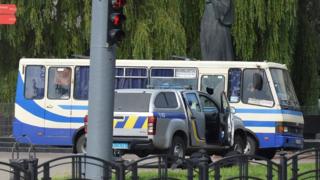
[52,163,318,179]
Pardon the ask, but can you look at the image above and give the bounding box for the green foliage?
[232,0,297,65]
[0,0,91,103]
[117,0,186,59]
[291,0,320,107]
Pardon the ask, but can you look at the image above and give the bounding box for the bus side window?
[74,66,89,100]
[201,75,225,96]
[25,65,45,99]
[242,69,274,106]
[48,67,71,99]
[115,67,148,89]
[227,68,241,103]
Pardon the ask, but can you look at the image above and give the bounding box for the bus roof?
[19,58,287,69]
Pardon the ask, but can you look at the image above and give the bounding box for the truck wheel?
[244,136,257,156]
[168,136,186,159]
[75,134,86,154]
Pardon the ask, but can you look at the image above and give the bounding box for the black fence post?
[316,149,320,180]
[291,155,298,180]
[131,162,138,180]
[42,163,51,180]
[115,158,125,180]
[279,152,287,180]
[198,155,209,180]
[28,157,38,180]
[187,160,194,180]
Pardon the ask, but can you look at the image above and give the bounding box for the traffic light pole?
[86,0,115,179]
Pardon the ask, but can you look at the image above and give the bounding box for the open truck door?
[220,92,234,146]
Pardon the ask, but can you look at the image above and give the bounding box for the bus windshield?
[270,68,300,110]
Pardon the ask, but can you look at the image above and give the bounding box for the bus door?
[45,67,72,137]
[22,65,46,138]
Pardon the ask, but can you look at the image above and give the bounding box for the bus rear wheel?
[75,134,86,154]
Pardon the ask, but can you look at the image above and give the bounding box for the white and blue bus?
[13,58,303,158]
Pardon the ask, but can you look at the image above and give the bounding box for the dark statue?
[200,0,234,60]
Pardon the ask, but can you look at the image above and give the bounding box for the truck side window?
[25,65,45,99]
[154,92,178,108]
[199,95,218,113]
[185,93,201,112]
[242,69,274,107]
[227,68,241,103]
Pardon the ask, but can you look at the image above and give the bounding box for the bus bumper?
[275,134,304,149]
[257,133,303,149]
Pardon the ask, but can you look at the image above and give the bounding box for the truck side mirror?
[253,73,263,91]
[206,87,214,95]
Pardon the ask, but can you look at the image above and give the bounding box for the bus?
[13,58,304,159]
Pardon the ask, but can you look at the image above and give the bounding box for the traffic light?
[107,0,126,46]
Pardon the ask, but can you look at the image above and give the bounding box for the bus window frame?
[74,66,90,101]
[227,68,242,103]
[241,68,275,108]
[47,66,72,100]
[200,74,225,94]
[24,65,46,100]
[150,67,198,89]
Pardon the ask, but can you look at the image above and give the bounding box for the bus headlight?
[276,125,289,133]
[276,122,303,135]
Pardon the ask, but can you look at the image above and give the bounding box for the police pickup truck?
[78,89,247,158]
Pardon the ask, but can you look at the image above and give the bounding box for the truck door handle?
[46,105,53,108]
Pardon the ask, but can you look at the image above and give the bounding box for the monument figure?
[200,0,234,60]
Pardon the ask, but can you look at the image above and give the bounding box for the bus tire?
[75,134,86,154]
[244,136,257,156]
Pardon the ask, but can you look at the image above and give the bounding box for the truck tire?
[244,136,257,156]
[75,134,86,154]
[168,136,186,159]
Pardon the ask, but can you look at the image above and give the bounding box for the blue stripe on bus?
[243,120,276,127]
[134,116,147,128]
[16,74,83,123]
[59,105,88,110]
[235,108,303,116]
[13,118,74,146]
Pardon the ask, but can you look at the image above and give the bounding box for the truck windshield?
[270,68,300,110]
[114,92,151,112]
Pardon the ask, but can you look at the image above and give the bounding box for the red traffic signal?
[0,4,16,25]
[107,0,126,46]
